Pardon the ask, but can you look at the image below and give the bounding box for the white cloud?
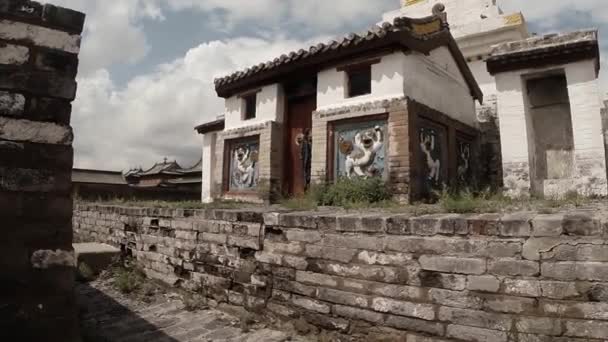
[71,36,316,170]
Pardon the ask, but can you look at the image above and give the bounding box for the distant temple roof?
[73,169,126,185]
[213,9,483,102]
[125,158,202,179]
[487,30,600,75]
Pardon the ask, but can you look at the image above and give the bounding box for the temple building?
[124,158,202,194]
[196,0,607,203]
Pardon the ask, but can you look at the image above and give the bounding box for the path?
[77,279,310,342]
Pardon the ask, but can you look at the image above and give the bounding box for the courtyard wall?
[75,203,608,341]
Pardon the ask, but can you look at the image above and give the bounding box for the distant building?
[124,158,202,194]
[72,169,130,200]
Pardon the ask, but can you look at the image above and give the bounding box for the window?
[347,65,372,98]
[243,94,257,120]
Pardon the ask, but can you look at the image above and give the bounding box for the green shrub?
[113,264,146,294]
[77,262,96,282]
[317,177,393,208]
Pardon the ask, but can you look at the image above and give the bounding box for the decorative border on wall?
[326,113,389,182]
[222,135,260,195]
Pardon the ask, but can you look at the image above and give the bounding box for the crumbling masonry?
[0,1,85,341]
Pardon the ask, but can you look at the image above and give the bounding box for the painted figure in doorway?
[420,128,441,184]
[232,144,258,188]
[340,126,385,178]
[295,129,312,189]
[457,141,472,185]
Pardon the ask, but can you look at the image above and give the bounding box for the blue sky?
[47,0,608,171]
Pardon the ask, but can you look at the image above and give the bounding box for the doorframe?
[283,94,316,197]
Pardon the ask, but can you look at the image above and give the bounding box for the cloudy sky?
[46,0,608,171]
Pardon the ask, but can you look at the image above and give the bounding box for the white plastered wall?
[317,51,406,110]
[201,132,217,203]
[403,47,477,127]
[494,59,608,197]
[224,83,285,130]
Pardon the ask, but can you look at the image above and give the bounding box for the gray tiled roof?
[491,29,598,57]
[213,10,483,102]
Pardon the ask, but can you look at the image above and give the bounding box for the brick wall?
[75,204,608,341]
[0,1,84,341]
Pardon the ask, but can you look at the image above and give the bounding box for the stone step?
[73,242,121,274]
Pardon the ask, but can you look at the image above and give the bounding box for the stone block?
[482,294,537,314]
[295,271,338,288]
[539,281,581,299]
[446,324,507,342]
[304,245,356,263]
[307,259,413,284]
[438,307,512,331]
[337,214,386,233]
[284,229,321,243]
[321,234,385,251]
[531,214,564,237]
[371,297,435,320]
[73,242,120,274]
[468,214,500,235]
[488,259,539,276]
[419,271,466,290]
[386,214,411,235]
[291,295,330,314]
[0,117,72,145]
[467,275,500,292]
[485,241,522,258]
[542,300,608,320]
[503,279,541,297]
[42,4,87,34]
[0,90,25,117]
[317,287,370,308]
[515,316,562,336]
[356,250,414,266]
[564,319,608,339]
[385,314,446,336]
[429,288,483,309]
[419,256,486,275]
[0,43,29,65]
[562,213,601,236]
[522,238,564,261]
[34,49,79,77]
[499,212,533,237]
[333,305,385,324]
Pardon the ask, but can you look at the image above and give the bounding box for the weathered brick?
[503,279,541,297]
[371,297,435,320]
[419,271,466,290]
[438,307,512,331]
[304,245,356,263]
[539,281,581,299]
[542,300,608,320]
[419,256,486,275]
[34,49,79,77]
[42,3,86,34]
[0,117,73,145]
[385,315,445,336]
[0,90,25,116]
[295,271,338,288]
[499,212,533,237]
[531,214,564,237]
[291,295,330,314]
[386,214,411,235]
[562,213,601,236]
[429,288,483,309]
[564,319,608,339]
[0,43,29,65]
[333,305,385,324]
[337,214,386,233]
[284,229,321,243]
[467,275,500,292]
[356,250,413,266]
[488,259,539,276]
[482,294,537,314]
[307,259,414,284]
[515,316,562,336]
[446,324,507,342]
[317,287,370,308]
[321,234,385,251]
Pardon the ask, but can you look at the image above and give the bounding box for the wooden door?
[284,95,315,196]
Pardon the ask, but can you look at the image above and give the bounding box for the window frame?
[242,93,257,120]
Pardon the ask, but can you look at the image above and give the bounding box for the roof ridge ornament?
[432,3,447,23]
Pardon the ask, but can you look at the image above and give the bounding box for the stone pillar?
[0,1,85,341]
[201,133,217,203]
[564,60,608,196]
[495,72,532,196]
